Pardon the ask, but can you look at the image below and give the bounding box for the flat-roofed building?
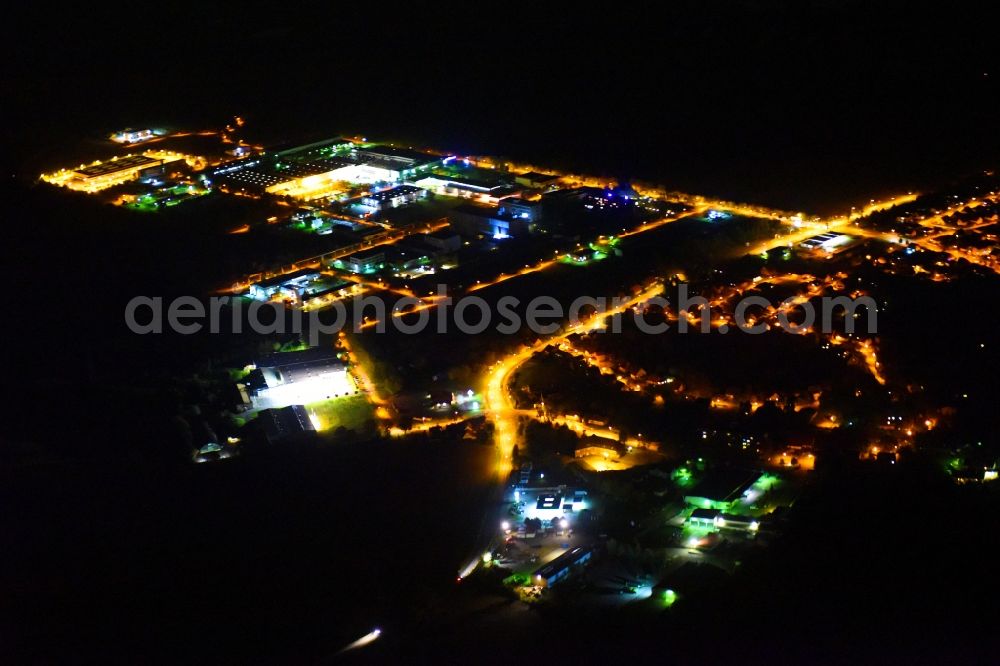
[519,486,589,521]
[352,146,442,181]
[248,269,321,301]
[301,279,360,308]
[361,185,426,210]
[257,405,316,443]
[448,203,528,239]
[684,468,762,511]
[574,437,624,459]
[344,249,386,274]
[411,173,517,204]
[498,196,544,224]
[252,348,355,410]
[687,508,722,529]
[515,171,561,190]
[110,128,155,144]
[533,546,593,587]
[422,230,462,252]
[42,154,165,192]
[686,509,761,533]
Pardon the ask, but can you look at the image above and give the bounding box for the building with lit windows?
[343,249,385,274]
[361,185,426,210]
[211,143,443,199]
[516,486,589,522]
[110,128,155,144]
[248,269,321,301]
[497,196,543,224]
[448,203,532,239]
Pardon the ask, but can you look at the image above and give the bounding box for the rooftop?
[534,546,592,579]
[76,154,160,178]
[348,248,387,262]
[257,346,341,370]
[690,508,721,520]
[364,185,424,202]
[258,405,315,441]
[252,269,321,290]
[687,468,761,503]
[517,171,561,183]
[355,146,439,165]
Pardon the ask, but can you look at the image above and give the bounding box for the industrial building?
[533,546,593,588]
[248,269,321,301]
[251,348,355,410]
[715,514,760,532]
[683,468,763,511]
[517,486,589,522]
[361,185,426,211]
[574,437,624,459]
[497,197,544,225]
[257,405,316,443]
[42,154,165,192]
[382,230,460,276]
[343,249,386,274]
[422,230,462,252]
[110,128,155,144]
[214,156,357,199]
[515,171,561,190]
[448,203,534,239]
[351,146,442,181]
[301,279,361,308]
[411,173,517,204]
[274,137,353,158]
[687,507,722,529]
[211,141,443,199]
[686,508,761,533]
[257,347,346,379]
[800,232,855,253]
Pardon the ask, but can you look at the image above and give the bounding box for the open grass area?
[306,393,375,432]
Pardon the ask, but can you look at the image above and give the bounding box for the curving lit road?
[458,282,666,579]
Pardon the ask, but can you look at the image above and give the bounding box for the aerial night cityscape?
[3,3,999,664]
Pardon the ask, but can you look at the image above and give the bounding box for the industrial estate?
[12,116,1000,661]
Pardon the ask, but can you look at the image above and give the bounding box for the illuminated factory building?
[412,171,517,204]
[41,154,165,193]
[517,486,589,523]
[249,348,356,411]
[361,184,426,211]
[211,138,445,200]
[248,269,321,301]
[110,128,155,144]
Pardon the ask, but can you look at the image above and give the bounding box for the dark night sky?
[5,2,999,212]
